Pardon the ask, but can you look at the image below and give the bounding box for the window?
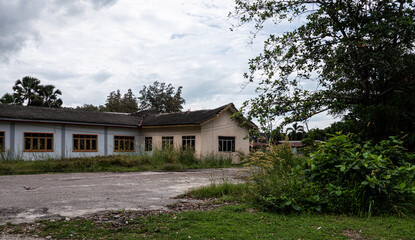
[145,137,152,151]
[73,134,97,152]
[182,136,195,150]
[162,136,174,149]
[24,132,53,152]
[218,136,235,152]
[114,136,135,152]
[0,131,4,152]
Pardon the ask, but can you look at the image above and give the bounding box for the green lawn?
[2,205,414,239]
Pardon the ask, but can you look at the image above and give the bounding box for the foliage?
[304,134,415,216]
[12,76,42,105]
[232,0,415,148]
[285,123,305,140]
[138,81,185,113]
[244,134,415,216]
[102,89,138,113]
[75,104,105,112]
[0,93,16,104]
[244,142,300,178]
[5,205,415,240]
[37,84,63,107]
[1,76,63,107]
[304,128,328,141]
[243,142,309,212]
[75,89,138,113]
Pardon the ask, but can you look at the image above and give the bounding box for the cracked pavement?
[0,168,246,225]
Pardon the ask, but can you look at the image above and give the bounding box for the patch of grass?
[5,206,415,239]
[0,148,235,175]
[180,182,250,202]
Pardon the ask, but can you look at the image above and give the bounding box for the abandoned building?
[0,103,255,162]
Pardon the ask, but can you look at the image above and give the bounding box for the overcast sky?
[0,0,336,129]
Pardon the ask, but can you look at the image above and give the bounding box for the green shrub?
[304,134,415,216]
[246,135,415,216]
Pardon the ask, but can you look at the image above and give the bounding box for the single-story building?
[0,103,256,162]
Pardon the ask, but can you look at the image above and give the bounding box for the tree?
[75,104,105,112]
[0,93,17,104]
[1,76,64,108]
[12,76,42,105]
[233,1,415,147]
[104,89,138,113]
[285,123,305,141]
[38,85,63,108]
[138,81,185,113]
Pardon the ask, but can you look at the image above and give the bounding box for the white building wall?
[107,127,140,155]
[0,121,11,153]
[14,122,63,160]
[64,125,105,158]
[1,121,141,160]
[1,110,250,162]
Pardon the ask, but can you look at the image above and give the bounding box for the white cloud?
[0,0,335,129]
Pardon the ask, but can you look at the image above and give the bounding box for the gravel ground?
[0,168,247,226]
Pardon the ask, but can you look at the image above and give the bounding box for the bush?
[246,134,415,216]
[243,142,309,212]
[304,134,415,216]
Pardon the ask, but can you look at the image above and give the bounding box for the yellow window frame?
[73,134,98,152]
[24,132,54,152]
[0,131,4,152]
[114,135,135,152]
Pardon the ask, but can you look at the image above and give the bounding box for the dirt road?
[0,168,246,225]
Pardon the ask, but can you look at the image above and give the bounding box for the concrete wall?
[140,110,250,163]
[15,122,63,160]
[0,109,250,162]
[200,110,250,163]
[0,122,11,156]
[0,121,140,160]
[140,126,201,154]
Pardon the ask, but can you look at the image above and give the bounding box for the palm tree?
[39,85,63,108]
[285,123,305,140]
[12,76,42,106]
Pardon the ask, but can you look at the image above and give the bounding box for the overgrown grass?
[180,182,250,202]
[0,147,234,175]
[3,205,415,239]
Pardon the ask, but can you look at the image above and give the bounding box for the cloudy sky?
[0,0,336,129]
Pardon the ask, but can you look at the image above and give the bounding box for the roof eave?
[140,123,201,128]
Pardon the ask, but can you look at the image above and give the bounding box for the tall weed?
[0,146,233,175]
[243,142,308,212]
